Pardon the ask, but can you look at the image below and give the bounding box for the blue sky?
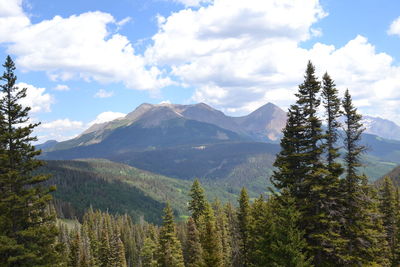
[0,0,400,142]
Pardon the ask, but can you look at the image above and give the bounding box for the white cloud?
[0,1,172,91]
[16,82,53,113]
[40,118,84,130]
[388,17,400,37]
[35,111,126,142]
[54,84,70,91]
[88,111,126,126]
[94,89,114,98]
[35,118,85,142]
[0,0,30,42]
[143,0,400,124]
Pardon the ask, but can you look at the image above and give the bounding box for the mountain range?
[39,102,400,220]
[40,102,400,180]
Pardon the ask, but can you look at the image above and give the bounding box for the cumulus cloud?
[144,0,400,124]
[35,118,85,142]
[15,82,53,113]
[0,0,29,42]
[388,17,400,37]
[94,89,114,98]
[88,111,126,126]
[40,118,84,130]
[0,1,172,91]
[35,111,126,142]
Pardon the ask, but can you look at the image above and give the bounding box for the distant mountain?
[40,101,400,186]
[362,116,400,141]
[233,103,287,142]
[36,139,58,150]
[43,102,287,154]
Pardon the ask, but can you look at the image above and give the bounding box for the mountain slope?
[42,118,246,159]
[363,116,400,141]
[233,102,287,142]
[40,102,400,188]
[42,159,237,224]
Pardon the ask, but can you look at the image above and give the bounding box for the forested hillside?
[41,159,237,223]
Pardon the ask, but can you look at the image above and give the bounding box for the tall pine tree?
[157,203,185,267]
[0,56,62,266]
[269,192,313,267]
[185,217,205,267]
[341,89,389,265]
[319,72,347,264]
[189,179,207,225]
[379,177,398,265]
[198,203,223,267]
[237,187,251,267]
[272,61,337,265]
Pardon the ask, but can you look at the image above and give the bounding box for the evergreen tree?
[213,199,232,267]
[248,195,271,267]
[319,72,347,265]
[341,90,390,265]
[185,217,205,267]
[141,237,158,267]
[0,55,62,266]
[157,203,185,267]
[69,230,82,267]
[359,175,390,266]
[99,224,112,267]
[224,202,240,266]
[341,89,365,264]
[198,203,223,267]
[114,236,127,267]
[321,72,343,176]
[272,61,337,265]
[189,179,207,225]
[80,225,96,267]
[271,104,306,195]
[379,177,398,265]
[269,192,313,267]
[237,187,251,267]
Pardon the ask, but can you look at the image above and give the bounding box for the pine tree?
[157,203,185,267]
[185,217,205,267]
[114,236,127,267]
[319,72,347,264]
[321,72,343,176]
[224,202,240,266]
[99,224,112,267]
[271,104,306,195]
[213,199,232,267]
[69,230,82,267]
[248,195,271,266]
[237,187,251,267]
[272,61,337,265]
[198,203,223,267]
[141,237,158,267]
[379,177,398,265]
[269,192,313,267]
[0,55,62,266]
[189,179,207,225]
[341,90,390,265]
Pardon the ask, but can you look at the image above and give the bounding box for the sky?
[1,0,400,143]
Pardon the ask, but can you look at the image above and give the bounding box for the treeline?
[59,176,400,267]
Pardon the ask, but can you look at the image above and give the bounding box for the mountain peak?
[362,115,400,141]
